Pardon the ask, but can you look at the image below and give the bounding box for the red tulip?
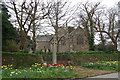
[47,63,65,66]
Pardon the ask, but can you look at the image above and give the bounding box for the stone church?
[36,27,89,52]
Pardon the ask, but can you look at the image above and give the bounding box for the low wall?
[2,53,119,68]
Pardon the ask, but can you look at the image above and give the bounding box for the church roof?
[36,35,53,42]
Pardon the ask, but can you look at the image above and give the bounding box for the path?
[89,72,119,78]
[74,67,114,77]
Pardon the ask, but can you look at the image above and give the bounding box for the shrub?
[3,40,20,52]
[2,51,120,55]
[95,43,116,52]
[57,51,120,55]
[35,51,52,55]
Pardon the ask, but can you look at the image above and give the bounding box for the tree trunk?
[20,30,28,51]
[100,33,106,51]
[113,42,118,51]
[52,35,57,64]
[89,18,95,51]
[32,22,36,53]
[117,38,120,51]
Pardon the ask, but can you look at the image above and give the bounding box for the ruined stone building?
[36,35,52,52]
[36,27,89,52]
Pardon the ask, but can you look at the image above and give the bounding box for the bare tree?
[7,0,36,51]
[94,10,106,47]
[47,0,75,64]
[6,0,49,52]
[95,8,120,51]
[76,1,101,51]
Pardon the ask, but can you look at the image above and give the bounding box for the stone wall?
[36,41,51,52]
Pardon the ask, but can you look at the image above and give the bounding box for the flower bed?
[82,61,119,71]
[1,63,80,78]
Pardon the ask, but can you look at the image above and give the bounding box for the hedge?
[2,53,119,68]
[2,51,120,55]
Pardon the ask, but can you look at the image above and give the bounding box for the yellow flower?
[34,65,37,67]
[74,66,76,68]
[38,71,42,72]
[4,68,8,69]
[0,66,3,68]
[66,66,68,68]
[10,64,13,67]
[35,63,38,64]
[70,68,73,69]
[3,65,7,68]
[40,67,43,68]
[8,64,12,67]
[38,64,41,65]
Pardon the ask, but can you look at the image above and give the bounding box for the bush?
[95,43,116,52]
[57,51,120,55]
[2,52,29,55]
[2,51,120,55]
[35,51,52,55]
[2,40,20,52]
[17,50,29,53]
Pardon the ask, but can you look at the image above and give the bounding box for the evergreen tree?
[1,4,19,51]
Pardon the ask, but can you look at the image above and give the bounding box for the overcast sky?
[4,0,120,44]
[67,0,120,44]
[69,0,120,8]
[4,0,120,7]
